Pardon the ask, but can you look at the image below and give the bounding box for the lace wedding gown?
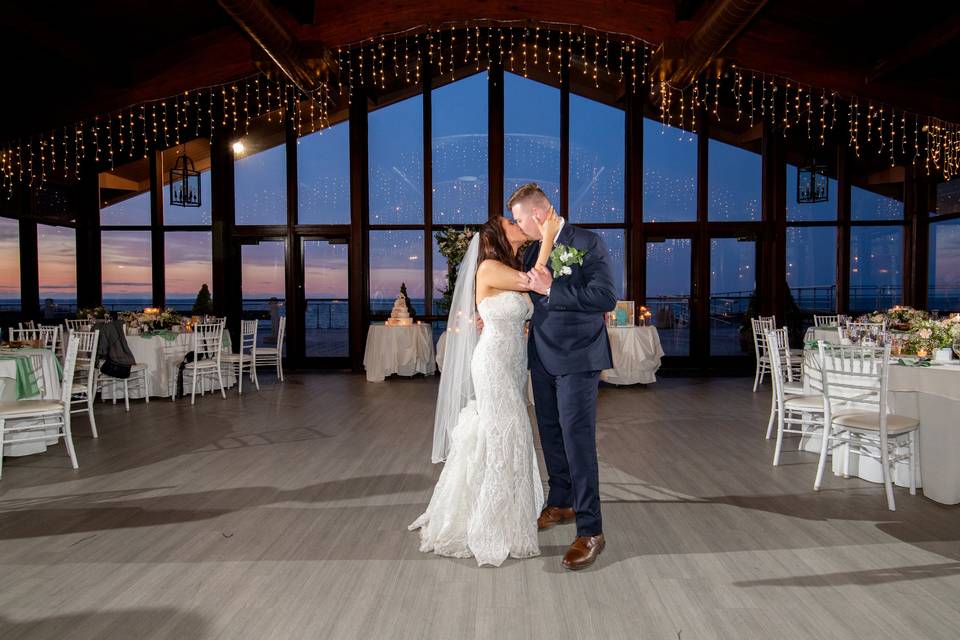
[408,291,544,567]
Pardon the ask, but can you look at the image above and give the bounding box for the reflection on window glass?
[930,180,960,217]
[710,238,755,356]
[304,240,349,357]
[369,231,424,315]
[369,95,424,224]
[432,238,449,313]
[235,140,287,225]
[504,72,560,211]
[646,239,691,356]
[928,219,960,312]
[0,217,19,311]
[38,224,76,312]
[165,231,212,311]
[433,73,488,224]
[851,185,902,221]
[101,190,150,226]
[298,121,350,224]
[786,164,836,221]
[850,226,903,312]
[242,241,286,350]
[708,139,760,221]
[165,170,212,225]
[643,119,697,222]
[593,229,625,298]
[786,227,837,312]
[101,231,152,310]
[569,94,624,223]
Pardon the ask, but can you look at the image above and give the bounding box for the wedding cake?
[386,293,414,326]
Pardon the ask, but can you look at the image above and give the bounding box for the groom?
[509,183,617,570]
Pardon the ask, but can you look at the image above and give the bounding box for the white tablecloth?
[363,324,436,383]
[802,342,960,505]
[601,325,664,385]
[101,332,235,400]
[0,348,62,457]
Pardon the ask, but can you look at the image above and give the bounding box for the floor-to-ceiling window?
[504,72,561,208]
[786,161,838,316]
[0,218,20,312]
[37,224,76,317]
[368,94,425,316]
[849,183,904,312]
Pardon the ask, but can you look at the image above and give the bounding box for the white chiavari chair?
[766,330,827,466]
[255,316,286,382]
[815,342,919,511]
[67,330,100,438]
[183,321,227,405]
[0,338,81,478]
[814,314,839,327]
[751,317,776,392]
[221,319,259,394]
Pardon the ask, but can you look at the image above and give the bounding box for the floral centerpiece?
[860,306,928,331]
[434,226,478,314]
[118,308,183,332]
[78,306,110,320]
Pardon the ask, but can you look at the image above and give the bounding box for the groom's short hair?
[507,183,550,210]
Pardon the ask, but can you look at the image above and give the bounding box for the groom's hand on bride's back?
[476,316,484,334]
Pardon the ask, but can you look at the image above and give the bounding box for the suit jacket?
[524,223,617,375]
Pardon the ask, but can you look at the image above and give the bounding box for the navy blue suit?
[524,223,617,536]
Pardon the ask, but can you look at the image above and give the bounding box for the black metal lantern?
[797,162,829,204]
[169,154,201,207]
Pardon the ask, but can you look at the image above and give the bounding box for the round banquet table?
[363,324,436,383]
[802,330,960,505]
[601,325,664,385]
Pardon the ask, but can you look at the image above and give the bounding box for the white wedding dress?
[408,291,544,567]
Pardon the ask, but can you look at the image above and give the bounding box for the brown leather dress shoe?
[537,506,576,530]
[561,534,605,570]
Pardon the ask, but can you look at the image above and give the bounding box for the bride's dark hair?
[477,217,521,270]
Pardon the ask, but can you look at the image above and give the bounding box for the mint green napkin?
[896,358,932,367]
[142,329,179,341]
[0,354,40,399]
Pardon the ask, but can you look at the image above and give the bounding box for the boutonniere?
[549,243,587,278]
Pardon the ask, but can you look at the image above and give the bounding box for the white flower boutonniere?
[549,243,587,278]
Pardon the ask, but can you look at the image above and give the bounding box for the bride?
[408,212,562,567]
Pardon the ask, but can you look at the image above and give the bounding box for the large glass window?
[101,231,153,311]
[369,95,424,224]
[710,238,756,356]
[708,140,761,221]
[304,240,349,357]
[786,227,837,312]
[593,229,625,298]
[930,180,960,218]
[643,119,697,222]
[504,72,560,210]
[851,185,902,221]
[0,218,19,311]
[786,164,836,222]
[433,73,488,224]
[235,131,287,225]
[100,190,151,226]
[369,230,424,315]
[850,226,903,312]
[929,219,960,312]
[646,239,691,356]
[241,241,286,350]
[37,224,76,315]
[569,94,624,223]
[298,120,351,224]
[165,231,213,312]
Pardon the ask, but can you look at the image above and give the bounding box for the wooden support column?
[761,120,786,320]
[210,127,240,339]
[422,44,434,317]
[625,87,645,304]
[903,165,928,309]
[559,51,570,219]
[836,146,851,314]
[488,58,504,218]
[348,87,370,372]
[75,169,102,310]
[148,150,165,307]
[284,93,303,365]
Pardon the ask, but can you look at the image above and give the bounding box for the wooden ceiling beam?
[866,14,960,83]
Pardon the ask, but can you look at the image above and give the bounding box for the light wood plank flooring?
[1,374,958,639]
